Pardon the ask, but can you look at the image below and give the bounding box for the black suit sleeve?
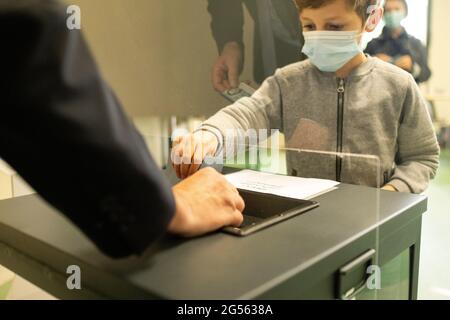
[0,0,175,258]
[207,0,245,53]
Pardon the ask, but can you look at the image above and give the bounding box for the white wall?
[428,0,450,96]
[427,0,450,123]
[66,0,255,118]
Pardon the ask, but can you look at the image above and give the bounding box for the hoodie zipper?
[336,78,345,182]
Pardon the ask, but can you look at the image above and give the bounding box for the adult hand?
[395,55,413,72]
[212,42,243,92]
[375,53,393,63]
[168,168,245,237]
[171,130,219,179]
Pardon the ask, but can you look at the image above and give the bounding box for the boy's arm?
[387,77,440,194]
[200,72,283,148]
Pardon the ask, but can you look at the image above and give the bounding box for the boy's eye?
[303,24,316,31]
[327,24,344,31]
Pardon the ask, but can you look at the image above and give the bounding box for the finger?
[214,204,243,229]
[228,67,239,89]
[188,144,204,177]
[212,64,229,92]
[180,150,192,179]
[180,139,195,179]
[175,163,183,180]
[172,135,183,148]
[229,210,244,227]
[171,146,183,179]
[222,79,231,91]
[225,181,240,196]
[175,162,181,179]
[213,75,227,92]
[171,143,183,165]
[234,193,245,213]
[180,158,192,179]
[203,140,218,161]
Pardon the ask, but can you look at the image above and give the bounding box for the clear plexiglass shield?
[141,131,413,300]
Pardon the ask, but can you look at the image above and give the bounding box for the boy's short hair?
[294,0,379,23]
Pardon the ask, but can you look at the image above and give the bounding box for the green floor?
[419,149,450,299]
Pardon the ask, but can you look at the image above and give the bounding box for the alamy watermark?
[171,129,281,167]
[366,265,381,290]
[66,265,81,290]
[66,5,81,30]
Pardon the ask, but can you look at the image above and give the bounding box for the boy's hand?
[171,130,219,179]
[169,167,244,237]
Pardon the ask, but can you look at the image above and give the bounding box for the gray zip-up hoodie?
[201,57,440,194]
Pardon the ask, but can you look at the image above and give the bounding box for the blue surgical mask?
[384,10,405,29]
[302,31,363,73]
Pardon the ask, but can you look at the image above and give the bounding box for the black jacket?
[0,0,175,258]
[365,27,431,84]
[207,0,305,83]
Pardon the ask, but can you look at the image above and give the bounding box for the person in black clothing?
[365,0,431,84]
[207,0,305,91]
[0,0,244,258]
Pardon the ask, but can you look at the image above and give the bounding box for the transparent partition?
[74,0,420,300]
[136,130,422,300]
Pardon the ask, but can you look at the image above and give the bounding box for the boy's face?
[300,0,366,33]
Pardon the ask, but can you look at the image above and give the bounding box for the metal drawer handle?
[338,249,376,300]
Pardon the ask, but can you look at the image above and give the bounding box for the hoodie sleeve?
[388,75,440,194]
[200,71,283,148]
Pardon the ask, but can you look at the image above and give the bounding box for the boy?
[172,0,439,194]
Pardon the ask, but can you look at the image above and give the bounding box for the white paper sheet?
[226,170,339,200]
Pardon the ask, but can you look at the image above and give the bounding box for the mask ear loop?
[365,1,383,31]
